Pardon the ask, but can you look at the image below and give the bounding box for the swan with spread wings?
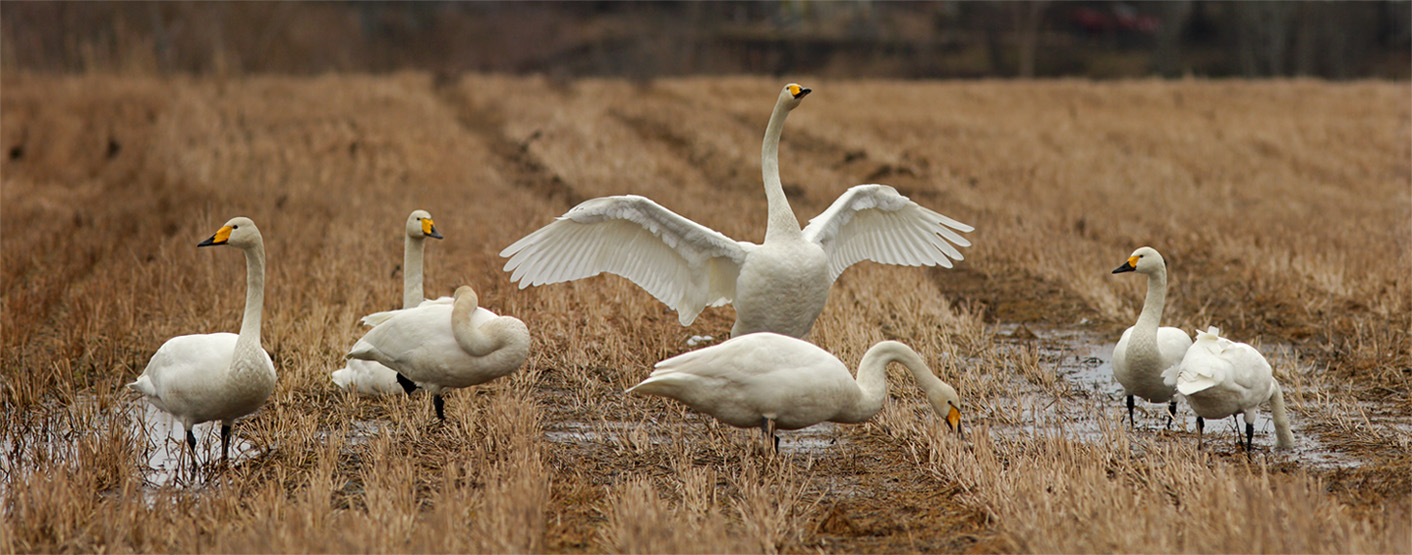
[500,84,973,339]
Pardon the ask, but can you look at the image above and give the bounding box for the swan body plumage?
[1111,246,1192,426]
[628,332,962,447]
[346,285,530,417]
[1168,326,1294,450]
[501,84,973,339]
[128,216,277,467]
[331,210,443,395]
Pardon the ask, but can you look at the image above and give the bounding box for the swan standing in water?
[1167,327,1294,450]
[501,84,973,339]
[346,285,530,420]
[628,333,963,450]
[128,217,277,472]
[331,210,443,395]
[1111,247,1192,428]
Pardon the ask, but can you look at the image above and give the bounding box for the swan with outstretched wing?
[501,84,973,339]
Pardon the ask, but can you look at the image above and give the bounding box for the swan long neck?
[1269,383,1295,449]
[402,234,425,309]
[451,290,500,357]
[236,240,266,353]
[839,341,952,423]
[1135,268,1169,337]
[761,98,802,241]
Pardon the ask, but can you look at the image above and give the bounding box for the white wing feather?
[801,185,973,280]
[500,195,749,325]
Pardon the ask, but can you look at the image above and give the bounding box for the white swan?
[1111,246,1192,428]
[1166,327,1294,450]
[128,217,277,471]
[628,332,962,450]
[331,210,443,395]
[500,84,973,339]
[346,285,530,420]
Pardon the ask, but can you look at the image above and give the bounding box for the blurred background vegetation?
[2,1,1408,79]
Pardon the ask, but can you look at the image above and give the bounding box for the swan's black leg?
[759,418,778,453]
[395,373,418,395]
[1166,401,1177,430]
[1245,421,1255,452]
[1196,416,1205,450]
[434,394,445,421]
[1126,395,1135,427]
[186,427,199,475]
[220,423,232,465]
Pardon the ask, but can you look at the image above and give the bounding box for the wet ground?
[6,324,1401,495]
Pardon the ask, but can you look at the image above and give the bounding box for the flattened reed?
[2,73,1407,553]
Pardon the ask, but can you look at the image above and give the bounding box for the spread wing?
[500,195,750,325]
[801,185,973,281]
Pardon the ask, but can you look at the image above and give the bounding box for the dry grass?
[2,73,1408,553]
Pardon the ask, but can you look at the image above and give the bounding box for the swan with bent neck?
[1168,326,1294,451]
[501,83,973,339]
[1111,246,1192,428]
[128,217,277,471]
[628,333,963,450]
[331,210,443,395]
[346,285,530,420]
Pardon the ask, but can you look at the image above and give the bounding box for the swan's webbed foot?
[434,394,445,421]
[395,372,418,395]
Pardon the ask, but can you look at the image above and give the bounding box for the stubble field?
[2,73,1409,553]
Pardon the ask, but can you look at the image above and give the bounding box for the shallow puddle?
[986,324,1406,469]
[128,399,260,487]
[544,418,846,455]
[0,395,263,491]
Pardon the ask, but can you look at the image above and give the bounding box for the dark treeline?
[3,1,1407,79]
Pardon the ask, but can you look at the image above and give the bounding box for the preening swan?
[128,217,277,471]
[331,210,443,395]
[628,332,962,450]
[1111,247,1192,428]
[501,83,973,339]
[1167,327,1294,450]
[346,285,530,420]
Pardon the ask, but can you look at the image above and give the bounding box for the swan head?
[778,83,812,110]
[198,217,261,249]
[406,210,444,240]
[1111,246,1166,275]
[925,380,964,437]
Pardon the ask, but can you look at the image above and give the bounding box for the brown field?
[2,73,1409,553]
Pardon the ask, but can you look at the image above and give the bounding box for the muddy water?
[544,417,846,455]
[988,324,1404,469]
[5,327,1402,498]
[0,396,262,491]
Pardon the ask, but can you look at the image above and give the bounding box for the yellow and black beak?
[198,226,233,247]
[788,84,811,99]
[422,218,444,240]
[1112,255,1138,274]
[947,404,963,439]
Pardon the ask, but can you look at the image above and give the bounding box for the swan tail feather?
[346,340,382,363]
[1268,382,1295,450]
[331,368,354,390]
[1176,373,1218,396]
[127,374,156,397]
[1161,362,1182,388]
